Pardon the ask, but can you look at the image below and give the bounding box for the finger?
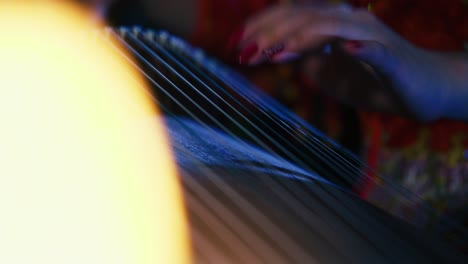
[239,5,378,65]
[234,5,296,63]
[268,34,331,63]
[243,9,338,64]
[296,7,380,42]
[241,4,295,43]
[241,3,341,48]
[342,40,399,75]
[246,34,331,65]
[226,5,292,54]
[245,6,364,63]
[251,12,313,50]
[240,23,339,65]
[241,15,314,64]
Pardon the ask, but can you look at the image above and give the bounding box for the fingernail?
[238,43,258,64]
[343,40,363,54]
[226,27,244,52]
[262,43,285,60]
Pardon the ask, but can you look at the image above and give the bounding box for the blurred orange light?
[0,1,190,263]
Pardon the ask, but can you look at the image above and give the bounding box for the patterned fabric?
[351,0,468,227]
[363,116,468,226]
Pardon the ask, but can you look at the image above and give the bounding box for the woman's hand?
[229,3,468,121]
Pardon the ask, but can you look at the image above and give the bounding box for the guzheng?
[103,27,467,263]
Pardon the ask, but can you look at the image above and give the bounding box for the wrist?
[419,49,468,121]
[439,53,468,121]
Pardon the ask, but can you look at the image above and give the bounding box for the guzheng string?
[113,30,330,262]
[124,28,412,205]
[128,30,369,193]
[141,30,465,224]
[123,32,333,184]
[100,27,467,262]
[141,29,468,247]
[117,27,468,260]
[111,30,322,262]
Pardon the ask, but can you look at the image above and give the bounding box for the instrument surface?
[106,27,467,263]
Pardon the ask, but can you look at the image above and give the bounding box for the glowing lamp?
[0,1,190,263]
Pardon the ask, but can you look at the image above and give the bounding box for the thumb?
[342,40,398,75]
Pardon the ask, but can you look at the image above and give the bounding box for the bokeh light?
[0,1,190,263]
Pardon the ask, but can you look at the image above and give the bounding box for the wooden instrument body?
[170,117,464,263]
[111,27,467,263]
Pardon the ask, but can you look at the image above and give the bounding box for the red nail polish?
[238,43,258,65]
[226,27,244,53]
[344,40,363,53]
